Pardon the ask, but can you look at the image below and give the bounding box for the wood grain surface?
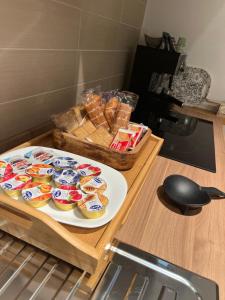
[116,108,225,299]
[0,130,163,281]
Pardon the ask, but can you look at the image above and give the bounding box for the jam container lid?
[80,195,103,212]
[26,164,54,178]
[53,169,80,186]
[7,156,32,174]
[24,147,55,164]
[22,182,52,201]
[78,193,109,213]
[0,174,32,190]
[52,157,78,169]
[0,160,13,178]
[52,186,84,204]
[80,176,106,194]
[77,164,101,177]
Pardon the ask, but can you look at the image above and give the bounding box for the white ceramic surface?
[0,146,128,228]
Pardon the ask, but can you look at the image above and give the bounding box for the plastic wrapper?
[111,102,133,134]
[119,91,139,111]
[51,105,87,132]
[82,87,110,130]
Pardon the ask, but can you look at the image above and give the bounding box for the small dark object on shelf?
[162,174,225,215]
[144,34,162,48]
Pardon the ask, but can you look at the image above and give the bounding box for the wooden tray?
[53,128,151,170]
[0,131,163,291]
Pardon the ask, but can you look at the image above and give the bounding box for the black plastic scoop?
[162,175,225,214]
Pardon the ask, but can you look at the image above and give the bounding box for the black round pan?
[163,175,225,213]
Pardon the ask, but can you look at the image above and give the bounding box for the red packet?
[128,123,146,148]
[110,129,135,152]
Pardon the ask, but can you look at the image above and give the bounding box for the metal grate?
[0,233,218,300]
[0,231,86,300]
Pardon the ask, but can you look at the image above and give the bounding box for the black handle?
[201,187,225,199]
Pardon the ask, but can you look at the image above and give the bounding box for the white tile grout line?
[51,0,140,31]
[77,73,124,87]
[0,48,130,52]
[0,73,124,106]
[0,85,75,106]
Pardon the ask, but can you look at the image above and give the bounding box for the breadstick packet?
[82,87,110,130]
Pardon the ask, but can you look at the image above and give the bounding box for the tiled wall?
[0,0,146,152]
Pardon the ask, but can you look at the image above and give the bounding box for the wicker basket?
[52,129,151,170]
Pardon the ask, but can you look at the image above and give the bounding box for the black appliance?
[130,45,186,132]
[129,45,216,172]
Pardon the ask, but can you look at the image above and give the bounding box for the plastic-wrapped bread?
[104,97,120,129]
[52,109,79,132]
[84,93,110,130]
[112,103,132,134]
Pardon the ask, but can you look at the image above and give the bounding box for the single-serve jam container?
[52,186,84,211]
[53,168,80,188]
[0,174,31,199]
[26,164,54,183]
[22,182,52,208]
[52,157,78,171]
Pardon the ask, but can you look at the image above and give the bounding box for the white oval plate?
[0,146,128,228]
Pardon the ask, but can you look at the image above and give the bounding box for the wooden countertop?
[116,109,225,299]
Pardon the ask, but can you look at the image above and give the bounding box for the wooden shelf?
[0,131,163,288]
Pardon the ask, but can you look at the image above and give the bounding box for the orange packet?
[110,129,135,152]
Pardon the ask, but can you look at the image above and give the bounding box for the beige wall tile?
[0,87,75,142]
[80,0,122,21]
[78,51,129,84]
[79,13,119,50]
[121,0,146,28]
[117,24,140,51]
[80,13,140,51]
[0,50,78,102]
[108,74,125,90]
[58,0,122,21]
[0,0,80,49]
[0,0,146,145]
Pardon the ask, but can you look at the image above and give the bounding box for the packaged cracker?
[71,120,96,139]
[82,88,110,130]
[104,96,120,129]
[86,127,113,148]
[111,102,132,134]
